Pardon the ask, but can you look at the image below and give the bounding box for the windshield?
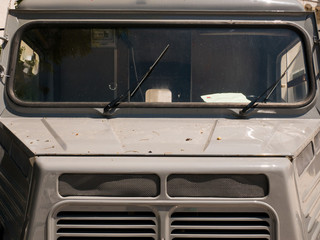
[12,25,310,105]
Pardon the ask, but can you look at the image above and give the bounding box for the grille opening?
[171,212,270,218]
[57,211,155,218]
[171,229,270,235]
[170,211,272,239]
[172,238,269,240]
[57,228,156,234]
[167,174,269,198]
[55,210,157,240]
[57,219,155,225]
[171,220,270,227]
[58,238,155,240]
[59,174,160,197]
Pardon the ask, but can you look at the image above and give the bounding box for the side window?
[19,41,39,75]
[279,42,308,103]
[15,41,40,101]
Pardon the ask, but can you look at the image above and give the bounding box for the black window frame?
[6,19,316,110]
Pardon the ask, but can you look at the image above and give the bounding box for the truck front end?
[1,0,320,239]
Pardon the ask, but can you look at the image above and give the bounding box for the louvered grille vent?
[55,211,157,240]
[170,212,273,240]
[167,174,269,198]
[59,174,160,197]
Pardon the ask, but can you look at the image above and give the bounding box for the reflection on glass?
[13,26,309,104]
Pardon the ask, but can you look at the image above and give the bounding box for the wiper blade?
[239,49,301,116]
[104,44,170,114]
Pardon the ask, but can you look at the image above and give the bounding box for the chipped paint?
[1,117,319,157]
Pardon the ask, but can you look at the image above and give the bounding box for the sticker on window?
[91,29,116,48]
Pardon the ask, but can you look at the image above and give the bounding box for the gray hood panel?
[1,118,319,157]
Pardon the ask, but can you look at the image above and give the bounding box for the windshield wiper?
[104,44,170,114]
[239,49,301,116]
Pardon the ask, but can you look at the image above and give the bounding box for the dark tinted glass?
[13,26,309,104]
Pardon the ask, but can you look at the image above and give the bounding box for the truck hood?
[0,117,319,157]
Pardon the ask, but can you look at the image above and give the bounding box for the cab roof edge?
[15,0,305,12]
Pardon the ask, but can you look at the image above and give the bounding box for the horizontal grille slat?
[171,229,270,234]
[57,224,157,229]
[55,210,157,240]
[171,234,271,239]
[57,238,155,240]
[56,234,157,239]
[58,216,154,221]
[171,212,269,218]
[171,217,270,222]
[57,211,155,218]
[58,218,155,224]
[171,225,270,230]
[57,232,156,236]
[171,236,270,239]
[170,211,272,240]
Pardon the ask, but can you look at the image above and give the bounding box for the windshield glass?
[12,25,309,105]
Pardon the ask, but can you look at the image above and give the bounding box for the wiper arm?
[104,44,170,114]
[239,49,301,116]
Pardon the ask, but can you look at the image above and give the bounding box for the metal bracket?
[314,36,320,45]
[0,65,9,84]
[0,36,8,44]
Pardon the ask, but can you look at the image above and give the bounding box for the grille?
[0,145,31,240]
[167,174,269,198]
[170,211,273,240]
[55,211,157,240]
[59,174,160,197]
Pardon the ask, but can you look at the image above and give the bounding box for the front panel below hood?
[0,118,318,157]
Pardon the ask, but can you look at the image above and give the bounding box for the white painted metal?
[1,118,319,157]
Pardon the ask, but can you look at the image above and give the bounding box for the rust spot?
[148,150,152,153]
[152,131,160,136]
[139,139,149,141]
[305,3,312,11]
[287,156,294,161]
[186,138,192,141]
[125,150,139,153]
[217,137,222,140]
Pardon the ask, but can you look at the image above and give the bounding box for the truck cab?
[1,0,320,239]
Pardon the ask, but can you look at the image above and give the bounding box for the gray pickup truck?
[1,0,320,239]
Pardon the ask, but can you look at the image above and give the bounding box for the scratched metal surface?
[1,118,319,157]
